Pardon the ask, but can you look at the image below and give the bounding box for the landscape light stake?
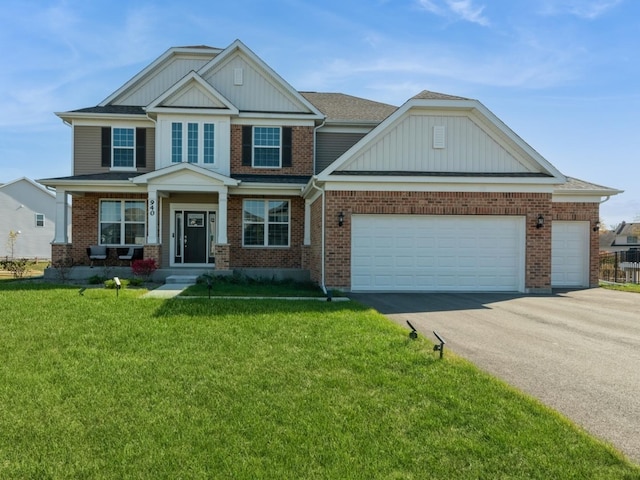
[207,278,212,299]
[433,331,446,359]
[406,320,418,339]
[113,276,121,298]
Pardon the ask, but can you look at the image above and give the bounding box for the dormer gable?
[101,46,222,107]
[145,71,239,115]
[198,40,323,117]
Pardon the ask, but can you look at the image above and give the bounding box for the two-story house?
[40,40,621,293]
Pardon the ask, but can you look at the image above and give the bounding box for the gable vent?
[433,125,446,149]
[234,68,244,86]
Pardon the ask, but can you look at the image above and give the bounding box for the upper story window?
[628,236,638,244]
[35,213,45,227]
[253,127,281,168]
[242,126,292,169]
[171,121,215,165]
[101,127,146,170]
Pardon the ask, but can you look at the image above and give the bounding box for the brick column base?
[51,244,73,267]
[144,244,162,266]
[214,244,230,270]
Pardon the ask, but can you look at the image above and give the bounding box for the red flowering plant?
[131,258,158,282]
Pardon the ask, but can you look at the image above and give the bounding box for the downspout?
[310,177,327,295]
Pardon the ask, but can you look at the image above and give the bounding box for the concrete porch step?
[165,275,199,285]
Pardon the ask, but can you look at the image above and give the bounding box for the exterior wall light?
[593,221,601,232]
[338,211,344,227]
[536,214,544,229]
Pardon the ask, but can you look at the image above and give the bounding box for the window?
[243,199,289,247]
[188,123,198,163]
[628,236,638,244]
[253,127,281,168]
[171,121,215,164]
[171,123,183,163]
[100,200,146,245]
[204,123,215,164]
[113,128,135,167]
[35,213,45,227]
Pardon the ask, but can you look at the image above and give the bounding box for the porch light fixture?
[338,211,345,227]
[593,221,601,232]
[536,214,544,229]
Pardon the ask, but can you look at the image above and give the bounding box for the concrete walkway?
[141,283,193,299]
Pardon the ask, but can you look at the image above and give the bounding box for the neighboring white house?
[0,177,70,259]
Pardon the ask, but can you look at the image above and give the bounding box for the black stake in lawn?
[406,320,418,339]
[433,330,446,359]
[207,278,212,299]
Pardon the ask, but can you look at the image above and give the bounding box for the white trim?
[98,198,147,247]
[241,198,291,248]
[56,116,153,127]
[231,185,304,196]
[169,202,218,267]
[252,126,282,169]
[233,116,316,126]
[321,179,557,193]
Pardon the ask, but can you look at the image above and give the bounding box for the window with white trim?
[99,200,146,245]
[253,127,281,168]
[35,213,45,227]
[170,121,215,164]
[113,128,135,167]
[243,199,289,247]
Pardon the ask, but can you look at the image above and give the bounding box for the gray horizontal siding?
[73,126,155,175]
[315,132,366,174]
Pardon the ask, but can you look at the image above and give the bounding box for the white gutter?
[313,118,327,176]
[309,176,327,295]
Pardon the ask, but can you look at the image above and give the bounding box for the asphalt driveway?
[350,288,640,464]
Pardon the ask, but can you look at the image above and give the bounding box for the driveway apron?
[350,289,640,464]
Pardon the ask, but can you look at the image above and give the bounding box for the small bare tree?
[6,230,19,259]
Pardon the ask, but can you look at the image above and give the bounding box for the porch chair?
[118,246,143,264]
[86,245,107,267]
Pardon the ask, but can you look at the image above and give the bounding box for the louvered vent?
[433,125,445,149]
[234,68,244,86]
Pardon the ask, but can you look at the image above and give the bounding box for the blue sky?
[0,0,638,227]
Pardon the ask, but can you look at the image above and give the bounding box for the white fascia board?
[100,47,221,106]
[317,124,374,134]
[322,178,557,193]
[233,116,318,126]
[55,112,151,124]
[62,116,154,127]
[231,184,304,196]
[37,181,147,194]
[198,39,324,118]
[145,107,236,116]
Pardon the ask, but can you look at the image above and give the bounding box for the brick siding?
[230,125,313,176]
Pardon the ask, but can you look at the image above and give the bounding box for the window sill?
[110,167,137,172]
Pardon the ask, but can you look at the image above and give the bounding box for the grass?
[1,282,639,479]
[181,274,326,297]
[600,281,640,293]
[0,260,49,279]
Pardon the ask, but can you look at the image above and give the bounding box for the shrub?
[131,258,158,281]
[0,258,35,278]
[104,278,130,289]
[87,274,106,285]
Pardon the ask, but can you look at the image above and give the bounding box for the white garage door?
[351,215,525,292]
[552,221,589,287]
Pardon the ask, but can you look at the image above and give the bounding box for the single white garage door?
[351,215,525,292]
[552,221,589,287]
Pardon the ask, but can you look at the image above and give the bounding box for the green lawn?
[1,282,639,479]
[600,282,640,293]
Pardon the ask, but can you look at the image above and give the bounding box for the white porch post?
[218,189,228,244]
[53,188,68,243]
[304,199,311,245]
[147,188,159,244]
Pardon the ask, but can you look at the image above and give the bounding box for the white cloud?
[539,0,624,19]
[417,0,490,26]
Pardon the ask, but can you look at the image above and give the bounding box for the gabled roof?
[2,177,55,198]
[316,92,566,183]
[300,92,397,124]
[553,177,623,196]
[145,71,238,114]
[614,222,640,236]
[131,163,238,187]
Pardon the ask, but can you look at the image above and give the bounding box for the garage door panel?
[552,221,589,287]
[352,215,525,292]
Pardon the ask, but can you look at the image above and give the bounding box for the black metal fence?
[600,250,640,283]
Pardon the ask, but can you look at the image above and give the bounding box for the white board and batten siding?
[338,113,538,174]
[551,221,590,287]
[351,215,526,292]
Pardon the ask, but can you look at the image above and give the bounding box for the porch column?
[147,188,159,244]
[53,188,68,243]
[218,189,228,244]
[304,199,311,245]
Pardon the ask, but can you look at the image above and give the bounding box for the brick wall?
[552,201,600,287]
[321,190,555,292]
[230,125,313,176]
[228,195,305,268]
